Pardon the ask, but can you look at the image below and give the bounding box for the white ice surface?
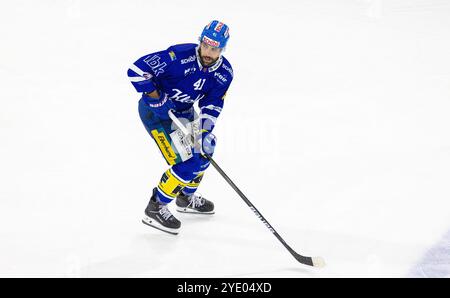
[0,0,449,277]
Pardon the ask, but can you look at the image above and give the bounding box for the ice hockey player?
[127,20,233,235]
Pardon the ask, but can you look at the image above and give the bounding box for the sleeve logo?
[144,55,167,77]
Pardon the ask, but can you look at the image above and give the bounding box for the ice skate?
[142,188,181,235]
[176,192,215,215]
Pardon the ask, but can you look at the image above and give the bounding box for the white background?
[0,0,449,277]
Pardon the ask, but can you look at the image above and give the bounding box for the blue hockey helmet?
[199,20,230,49]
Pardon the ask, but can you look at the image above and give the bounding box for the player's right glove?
[142,91,175,120]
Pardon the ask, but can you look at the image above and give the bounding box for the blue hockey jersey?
[127,43,233,133]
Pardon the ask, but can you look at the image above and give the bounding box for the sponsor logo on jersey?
[202,36,220,48]
[214,72,228,83]
[181,55,196,64]
[168,51,177,61]
[221,64,233,77]
[170,89,205,104]
[143,55,167,77]
[184,67,196,76]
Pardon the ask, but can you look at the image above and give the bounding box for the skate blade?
[176,206,215,215]
[142,216,180,235]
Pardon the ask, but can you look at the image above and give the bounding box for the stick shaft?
[168,110,315,266]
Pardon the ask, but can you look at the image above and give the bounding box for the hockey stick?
[168,110,325,267]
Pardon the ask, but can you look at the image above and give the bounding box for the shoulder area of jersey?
[213,57,233,86]
[166,43,197,62]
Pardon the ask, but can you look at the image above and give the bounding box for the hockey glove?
[199,131,216,156]
[142,91,175,120]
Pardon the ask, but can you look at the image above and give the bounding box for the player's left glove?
[195,130,216,156]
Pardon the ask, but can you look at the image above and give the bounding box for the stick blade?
[293,253,326,268]
[312,256,326,268]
